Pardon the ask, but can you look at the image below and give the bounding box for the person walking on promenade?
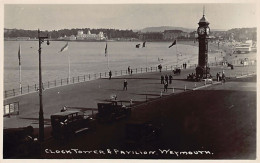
[123,79,128,90]
[169,74,173,84]
[109,70,112,80]
[164,81,168,92]
[165,74,168,84]
[222,73,226,83]
[161,75,164,84]
[216,72,219,82]
[131,69,133,75]
[128,66,131,74]
[158,64,162,72]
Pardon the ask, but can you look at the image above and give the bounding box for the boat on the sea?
[234,40,255,54]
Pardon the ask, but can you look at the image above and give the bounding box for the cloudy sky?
[4,2,257,31]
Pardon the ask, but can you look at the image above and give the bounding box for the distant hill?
[140,26,195,33]
[138,26,228,33]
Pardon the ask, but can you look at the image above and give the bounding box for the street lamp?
[38,29,50,142]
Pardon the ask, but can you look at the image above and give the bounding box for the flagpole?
[176,40,178,67]
[107,51,109,70]
[19,44,22,93]
[106,42,109,70]
[68,51,71,83]
[19,62,22,92]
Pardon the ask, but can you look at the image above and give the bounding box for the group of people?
[108,66,133,80]
[216,71,226,83]
[128,66,133,75]
[182,63,187,69]
[161,74,173,92]
[187,73,196,80]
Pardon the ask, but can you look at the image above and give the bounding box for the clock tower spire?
[196,6,211,78]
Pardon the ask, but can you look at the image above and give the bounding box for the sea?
[4,41,223,91]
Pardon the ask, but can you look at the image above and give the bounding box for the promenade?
[3,64,256,131]
[3,63,257,159]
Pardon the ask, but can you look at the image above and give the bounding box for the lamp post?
[38,29,49,142]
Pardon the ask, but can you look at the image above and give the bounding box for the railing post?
[171,66,172,70]
[156,67,157,71]
[89,74,90,80]
[136,68,137,73]
[126,70,127,74]
[13,89,15,96]
[21,87,22,94]
[121,70,122,75]
[35,84,36,90]
[84,75,85,81]
[28,85,29,93]
[105,72,106,77]
[151,67,152,71]
[141,68,142,73]
[55,80,56,86]
[61,79,62,85]
[73,77,74,83]
[78,76,79,82]
[67,78,69,84]
[100,73,101,78]
[48,81,49,88]
[5,91,7,98]
[146,67,147,72]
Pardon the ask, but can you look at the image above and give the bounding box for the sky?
[4,3,258,31]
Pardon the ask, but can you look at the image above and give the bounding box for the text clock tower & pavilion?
[196,12,210,78]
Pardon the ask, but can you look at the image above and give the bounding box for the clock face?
[206,27,210,35]
[198,27,205,35]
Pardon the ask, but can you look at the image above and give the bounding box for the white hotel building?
[76,30,106,40]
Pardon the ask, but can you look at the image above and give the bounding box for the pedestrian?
[109,70,112,80]
[165,74,168,84]
[161,75,164,84]
[222,73,226,83]
[164,81,168,92]
[130,69,133,75]
[158,64,162,72]
[216,72,219,82]
[128,66,130,74]
[169,74,173,84]
[184,63,187,69]
[123,79,128,90]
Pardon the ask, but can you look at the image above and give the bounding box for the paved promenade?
[3,64,256,135]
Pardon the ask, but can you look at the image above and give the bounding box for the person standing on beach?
[109,70,112,80]
[123,79,128,90]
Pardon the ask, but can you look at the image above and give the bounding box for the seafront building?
[57,30,106,41]
[76,30,106,41]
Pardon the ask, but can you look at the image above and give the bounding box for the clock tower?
[196,10,210,78]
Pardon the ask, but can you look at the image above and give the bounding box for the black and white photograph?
[1,0,258,161]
